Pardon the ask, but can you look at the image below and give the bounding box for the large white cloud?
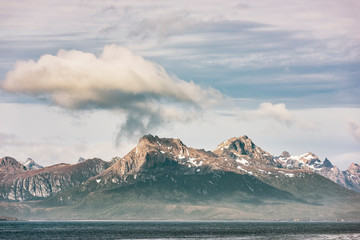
[3,44,219,109]
[1,45,221,144]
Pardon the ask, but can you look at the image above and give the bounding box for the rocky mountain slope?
[0,157,111,201]
[275,152,360,192]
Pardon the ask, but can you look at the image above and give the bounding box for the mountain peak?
[214,136,271,158]
[280,151,291,158]
[348,163,360,173]
[139,134,185,148]
[22,158,43,170]
[95,135,218,185]
[137,134,191,159]
[214,136,253,151]
[322,158,333,168]
[276,152,323,168]
[0,156,26,172]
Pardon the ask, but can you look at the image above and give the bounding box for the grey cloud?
[115,108,163,145]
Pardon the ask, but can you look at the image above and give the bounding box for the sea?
[0,221,359,239]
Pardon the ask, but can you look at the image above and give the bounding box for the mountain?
[275,152,360,193]
[0,157,26,173]
[21,158,43,170]
[88,135,291,189]
[344,163,360,192]
[0,157,111,201]
[35,135,359,220]
[0,135,359,221]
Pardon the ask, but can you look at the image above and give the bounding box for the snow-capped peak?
[22,158,43,170]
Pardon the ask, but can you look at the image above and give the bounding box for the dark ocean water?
[0,221,359,239]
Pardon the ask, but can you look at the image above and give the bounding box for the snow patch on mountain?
[22,158,43,170]
[236,158,249,165]
[275,151,359,192]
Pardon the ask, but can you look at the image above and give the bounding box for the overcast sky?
[0,0,359,170]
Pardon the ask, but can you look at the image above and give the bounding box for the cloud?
[346,119,360,142]
[1,45,222,145]
[255,102,295,126]
[0,133,19,146]
[129,12,193,40]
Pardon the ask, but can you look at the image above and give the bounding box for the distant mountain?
[21,158,43,170]
[0,135,359,221]
[0,157,26,173]
[0,157,111,201]
[344,163,360,192]
[275,152,360,193]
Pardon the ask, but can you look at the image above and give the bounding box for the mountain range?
[0,135,359,221]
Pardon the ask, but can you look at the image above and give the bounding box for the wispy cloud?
[0,132,20,146]
[1,45,222,144]
[346,119,360,142]
[253,102,315,130]
[254,102,295,127]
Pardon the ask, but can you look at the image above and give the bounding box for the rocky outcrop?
[0,158,111,201]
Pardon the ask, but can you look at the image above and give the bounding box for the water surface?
[0,221,359,239]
